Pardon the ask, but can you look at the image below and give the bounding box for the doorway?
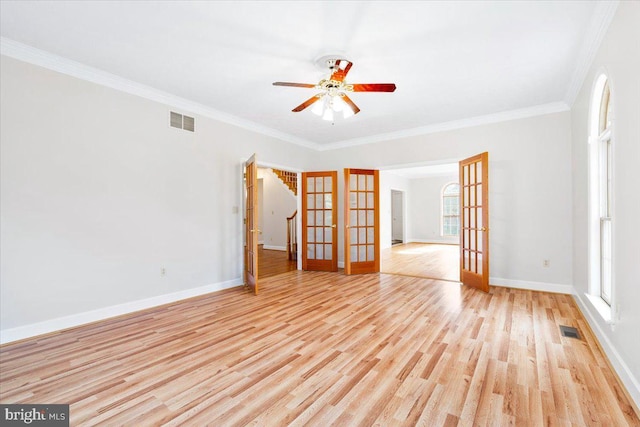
[391,190,404,245]
[257,166,298,279]
[380,163,461,282]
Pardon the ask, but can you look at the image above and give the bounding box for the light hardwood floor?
[258,245,297,279]
[1,272,638,426]
[382,242,460,282]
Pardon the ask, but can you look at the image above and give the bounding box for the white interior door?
[391,190,404,243]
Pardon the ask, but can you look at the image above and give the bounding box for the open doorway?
[391,190,404,245]
[257,167,298,278]
[380,163,460,282]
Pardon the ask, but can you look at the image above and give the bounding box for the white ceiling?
[0,1,613,150]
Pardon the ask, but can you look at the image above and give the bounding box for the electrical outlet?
[543,260,550,267]
[161,268,166,276]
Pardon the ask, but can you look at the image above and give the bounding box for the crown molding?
[316,101,571,151]
[0,37,320,150]
[564,0,619,106]
[2,37,573,153]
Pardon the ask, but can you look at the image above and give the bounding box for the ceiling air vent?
[170,111,195,132]
[183,115,195,132]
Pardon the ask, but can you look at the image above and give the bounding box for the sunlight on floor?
[396,245,441,255]
[382,243,459,282]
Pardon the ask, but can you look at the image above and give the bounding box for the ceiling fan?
[273,58,396,120]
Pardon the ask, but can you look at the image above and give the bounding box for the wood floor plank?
[258,245,297,279]
[1,271,639,426]
[381,242,459,282]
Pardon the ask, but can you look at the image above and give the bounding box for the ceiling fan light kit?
[273,58,396,121]
[311,93,354,121]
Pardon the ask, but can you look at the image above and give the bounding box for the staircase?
[272,169,297,195]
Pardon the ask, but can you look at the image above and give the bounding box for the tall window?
[442,183,460,236]
[590,74,613,306]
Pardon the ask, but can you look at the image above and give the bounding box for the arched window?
[442,183,460,236]
[589,74,613,307]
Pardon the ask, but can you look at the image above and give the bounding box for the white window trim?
[585,293,613,325]
[587,72,616,325]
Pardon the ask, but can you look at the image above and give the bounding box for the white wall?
[317,111,573,292]
[570,1,640,406]
[0,56,315,337]
[260,169,297,250]
[408,174,459,244]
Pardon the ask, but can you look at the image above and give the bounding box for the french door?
[459,152,489,292]
[344,169,380,275]
[243,154,259,295]
[302,171,338,271]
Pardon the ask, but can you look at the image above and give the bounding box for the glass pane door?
[302,171,338,271]
[344,169,379,275]
[459,152,489,292]
[244,154,259,295]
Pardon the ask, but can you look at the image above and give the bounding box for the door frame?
[241,159,304,286]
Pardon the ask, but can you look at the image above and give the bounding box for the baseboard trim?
[573,292,640,412]
[263,245,286,251]
[0,278,242,345]
[407,238,459,245]
[490,277,574,294]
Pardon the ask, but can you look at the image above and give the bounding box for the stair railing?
[287,210,298,261]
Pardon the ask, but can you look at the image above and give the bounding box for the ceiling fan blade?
[273,82,316,88]
[292,94,323,112]
[351,83,397,92]
[341,94,361,115]
[330,59,353,82]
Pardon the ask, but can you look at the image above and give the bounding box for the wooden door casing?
[344,169,380,275]
[459,152,489,292]
[302,171,338,272]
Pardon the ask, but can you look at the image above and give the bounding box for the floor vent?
[559,325,581,339]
